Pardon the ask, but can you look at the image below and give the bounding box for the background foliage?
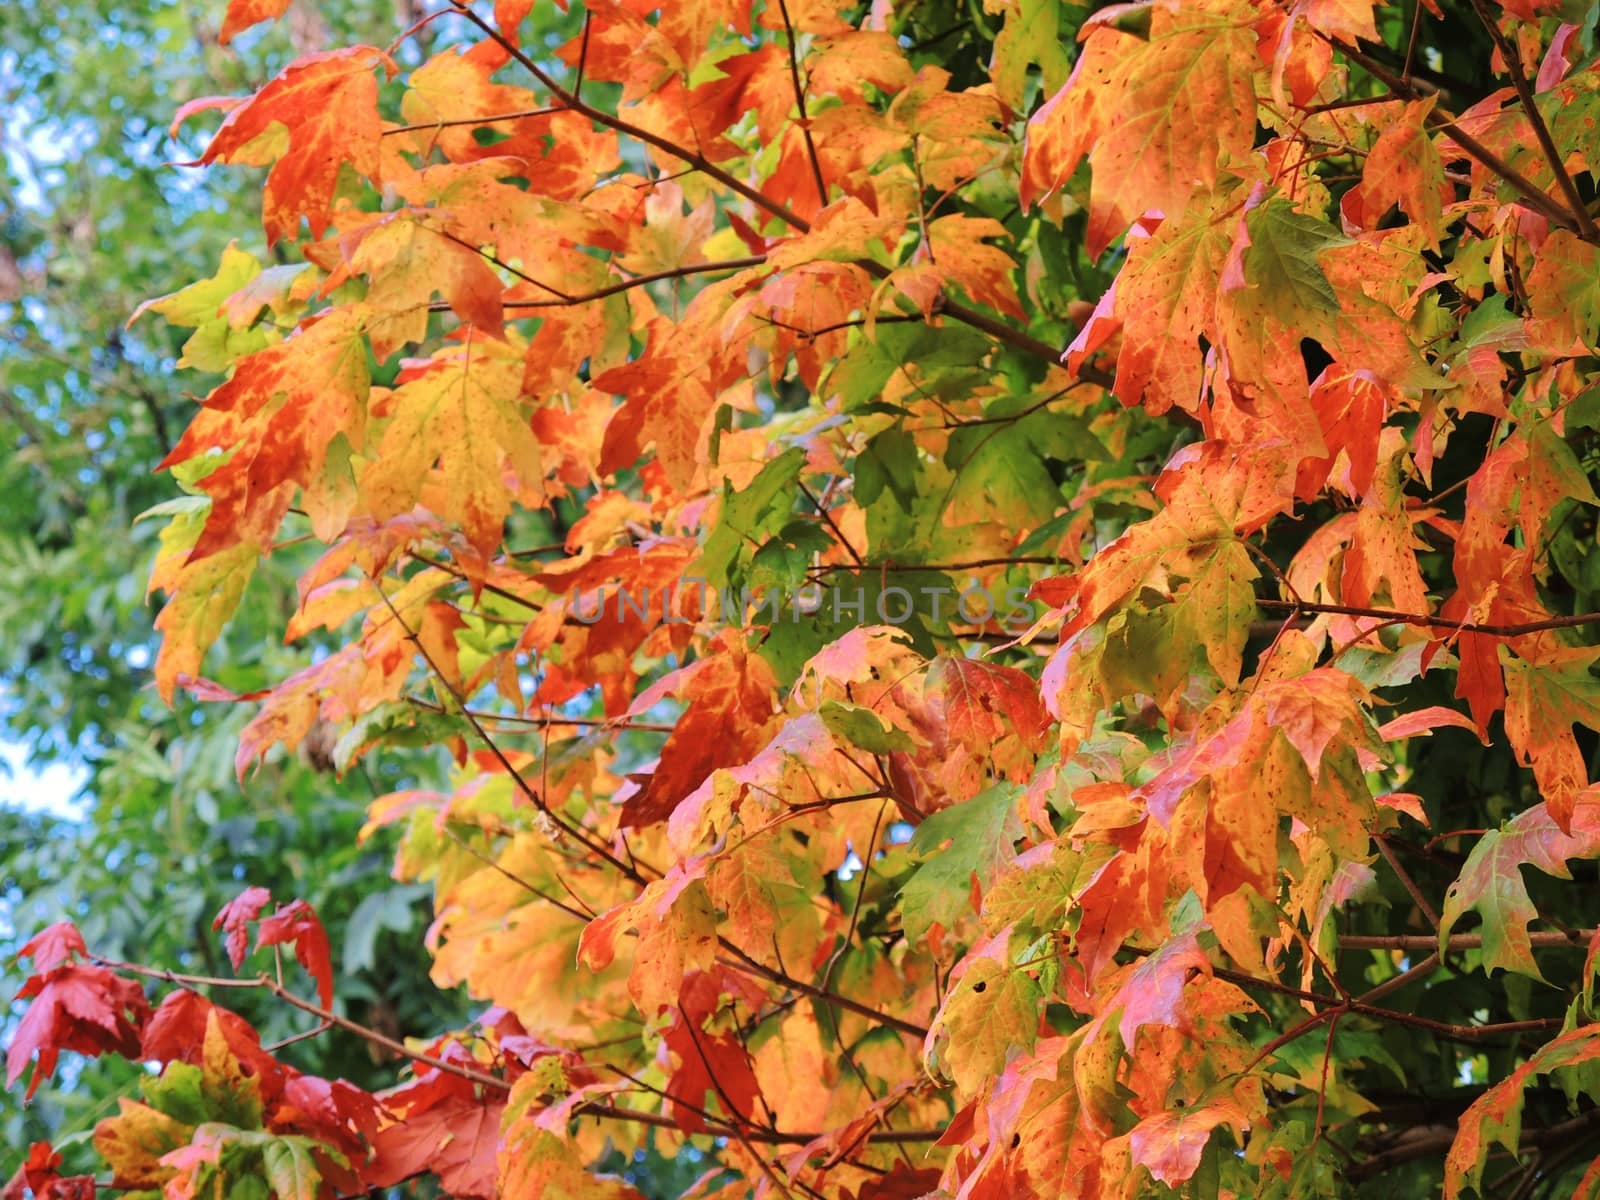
[0,0,460,1163]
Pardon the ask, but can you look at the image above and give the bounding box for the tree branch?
[1340,929,1595,952]
[1323,32,1592,239]
[1467,0,1598,241]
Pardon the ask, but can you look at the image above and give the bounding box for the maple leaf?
[2,1142,94,1200]
[498,1123,646,1200]
[1341,98,1451,250]
[620,633,781,827]
[8,960,149,1100]
[211,890,335,1007]
[16,923,89,975]
[147,496,262,705]
[928,931,1043,1097]
[327,211,506,359]
[1099,200,1231,415]
[367,1074,507,1199]
[185,47,394,245]
[1501,644,1600,830]
[1095,931,1212,1052]
[94,1099,193,1190]
[213,887,274,970]
[1023,0,1261,255]
[579,861,717,1014]
[1437,796,1600,979]
[594,323,724,493]
[660,972,764,1133]
[359,337,543,558]
[1444,1022,1600,1198]
[1127,1096,1250,1187]
[127,240,276,372]
[139,991,287,1103]
[924,215,1023,320]
[899,784,1023,940]
[157,307,369,557]
[219,0,291,44]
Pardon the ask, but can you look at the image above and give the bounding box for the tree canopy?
[11,0,1600,1197]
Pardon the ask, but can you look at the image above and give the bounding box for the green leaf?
[943,394,1105,528]
[818,700,914,754]
[1242,199,1346,314]
[142,1062,210,1126]
[262,1137,328,1200]
[827,323,992,412]
[698,447,807,591]
[898,783,1024,940]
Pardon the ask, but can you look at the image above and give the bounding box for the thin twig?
[776,0,827,206]
[383,105,565,136]
[1375,834,1441,930]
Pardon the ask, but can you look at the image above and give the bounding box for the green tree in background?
[0,0,460,1165]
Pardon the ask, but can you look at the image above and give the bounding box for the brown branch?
[1375,834,1440,931]
[100,955,947,1148]
[405,694,675,733]
[1259,596,1600,638]
[678,1019,798,1199]
[1323,32,1591,239]
[1206,956,1566,1043]
[1356,953,1441,1005]
[441,824,597,921]
[376,584,654,883]
[1467,0,1599,241]
[430,225,573,302]
[447,1,813,234]
[797,479,864,567]
[491,256,768,311]
[446,0,1108,377]
[1340,930,1595,952]
[99,958,512,1092]
[577,1102,944,1145]
[1351,1106,1600,1180]
[819,555,1063,575]
[409,550,542,613]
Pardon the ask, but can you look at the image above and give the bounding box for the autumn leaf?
[1023,0,1261,255]
[928,931,1043,1097]
[1445,1022,1600,1197]
[359,337,543,558]
[367,1076,507,1199]
[620,633,781,827]
[186,47,395,244]
[1437,796,1600,979]
[899,783,1023,940]
[1127,1096,1250,1187]
[219,0,292,44]
[8,958,149,1100]
[213,887,274,970]
[256,900,336,1010]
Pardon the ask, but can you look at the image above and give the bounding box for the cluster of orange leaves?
[14,0,1600,1196]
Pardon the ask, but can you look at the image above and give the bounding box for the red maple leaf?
[8,960,149,1100]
